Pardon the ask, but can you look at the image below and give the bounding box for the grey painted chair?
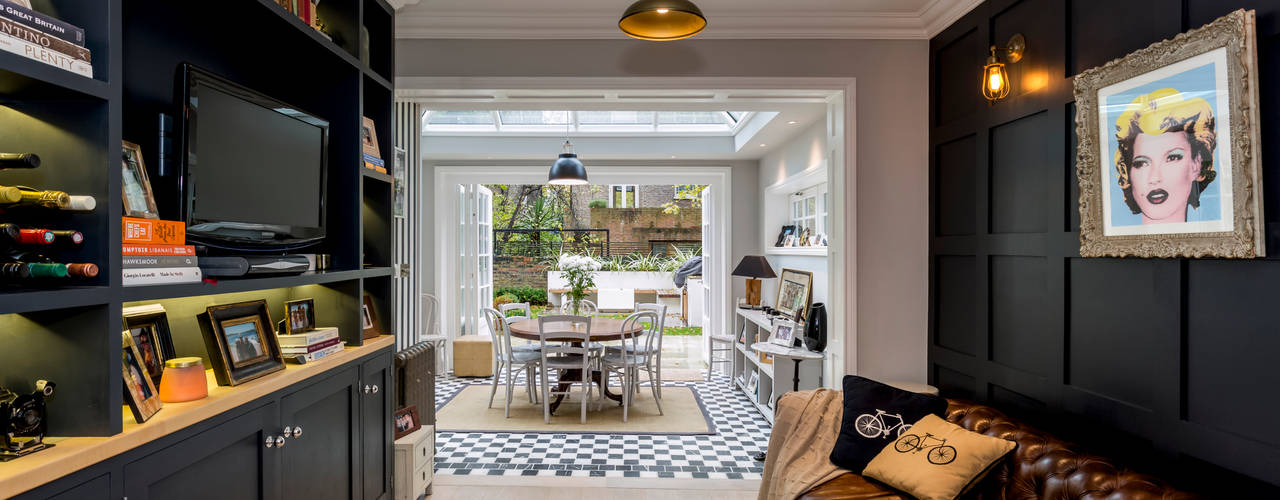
[498,302,540,353]
[600,311,663,421]
[420,293,448,369]
[606,303,667,399]
[536,315,594,424]
[482,307,540,418]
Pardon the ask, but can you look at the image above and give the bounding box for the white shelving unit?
[732,308,824,423]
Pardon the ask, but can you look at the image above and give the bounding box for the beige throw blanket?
[758,389,848,500]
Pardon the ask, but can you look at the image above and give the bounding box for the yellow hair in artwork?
[1113,88,1217,213]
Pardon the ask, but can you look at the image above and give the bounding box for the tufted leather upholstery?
[799,399,1198,500]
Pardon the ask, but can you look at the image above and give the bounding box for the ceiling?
[391,0,982,40]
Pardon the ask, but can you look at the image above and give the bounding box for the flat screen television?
[176,64,328,251]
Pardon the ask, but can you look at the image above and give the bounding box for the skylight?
[422,110,755,135]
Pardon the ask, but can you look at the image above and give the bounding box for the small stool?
[707,333,735,384]
[452,335,494,377]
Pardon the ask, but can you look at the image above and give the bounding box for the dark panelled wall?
[929,0,1280,494]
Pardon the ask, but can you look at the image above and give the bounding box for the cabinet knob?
[265,436,275,449]
[292,426,303,438]
[364,384,372,394]
[275,436,286,448]
[371,384,379,394]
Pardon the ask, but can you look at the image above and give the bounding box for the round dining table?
[508,317,643,414]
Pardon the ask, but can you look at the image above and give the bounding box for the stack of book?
[273,0,322,32]
[278,327,344,363]
[121,217,202,286]
[363,154,386,174]
[0,1,91,77]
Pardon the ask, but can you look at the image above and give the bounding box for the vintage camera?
[0,379,55,459]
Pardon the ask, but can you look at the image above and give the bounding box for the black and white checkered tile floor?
[433,371,770,479]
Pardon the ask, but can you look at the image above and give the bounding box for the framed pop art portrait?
[1074,9,1263,258]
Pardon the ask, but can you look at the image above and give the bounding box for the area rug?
[436,383,715,435]
[661,368,709,381]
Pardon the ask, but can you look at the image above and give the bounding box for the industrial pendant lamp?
[619,0,707,41]
[548,121,588,185]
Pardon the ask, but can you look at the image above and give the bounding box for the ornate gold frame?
[1073,9,1264,258]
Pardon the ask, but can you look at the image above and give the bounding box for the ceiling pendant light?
[619,0,707,41]
[549,120,587,185]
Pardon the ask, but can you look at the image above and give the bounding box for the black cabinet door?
[360,353,393,500]
[123,403,280,500]
[279,366,360,500]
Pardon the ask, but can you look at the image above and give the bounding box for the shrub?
[494,286,548,305]
[493,293,519,307]
[588,199,607,209]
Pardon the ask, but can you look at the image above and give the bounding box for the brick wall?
[590,207,701,253]
[494,255,549,290]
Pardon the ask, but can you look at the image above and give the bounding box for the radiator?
[395,341,436,426]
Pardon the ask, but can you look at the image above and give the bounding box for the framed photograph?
[122,304,177,386]
[770,319,797,347]
[362,294,381,340]
[746,371,759,396]
[284,298,316,334]
[361,116,381,158]
[122,331,162,423]
[197,300,285,386]
[393,147,407,218]
[1074,9,1264,258]
[121,141,160,219]
[774,225,795,247]
[774,268,813,321]
[393,406,421,439]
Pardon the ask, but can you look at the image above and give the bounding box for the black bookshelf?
[0,0,396,439]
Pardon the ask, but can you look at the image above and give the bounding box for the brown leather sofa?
[799,399,1198,499]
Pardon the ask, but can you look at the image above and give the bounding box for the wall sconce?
[982,34,1025,103]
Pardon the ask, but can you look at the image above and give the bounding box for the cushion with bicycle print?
[828,375,949,473]
[863,414,1016,500]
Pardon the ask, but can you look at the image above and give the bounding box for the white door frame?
[406,76,854,384]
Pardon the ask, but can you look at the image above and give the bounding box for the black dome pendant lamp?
[619,0,707,41]
[548,139,588,185]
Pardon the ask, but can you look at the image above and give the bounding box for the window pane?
[807,197,816,216]
[427,110,494,125]
[656,112,725,124]
[793,201,801,218]
[578,111,652,125]
[625,186,636,207]
[498,110,569,125]
[613,186,624,207]
[726,111,749,122]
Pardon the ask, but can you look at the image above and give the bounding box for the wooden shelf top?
[0,335,395,499]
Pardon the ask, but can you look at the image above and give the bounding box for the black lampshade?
[732,256,776,279]
[548,140,588,185]
[619,0,707,41]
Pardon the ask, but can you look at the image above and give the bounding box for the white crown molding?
[385,0,421,9]
[394,1,982,40]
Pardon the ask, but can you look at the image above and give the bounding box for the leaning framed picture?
[284,298,316,334]
[393,405,421,439]
[121,141,160,219]
[361,116,381,158]
[122,304,177,386]
[774,268,813,321]
[122,331,163,423]
[770,318,797,347]
[1074,9,1264,258]
[362,293,381,340]
[198,300,285,386]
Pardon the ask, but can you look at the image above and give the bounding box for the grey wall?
[399,38,930,381]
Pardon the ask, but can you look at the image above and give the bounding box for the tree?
[662,184,708,214]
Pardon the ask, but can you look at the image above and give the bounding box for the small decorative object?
[361,117,381,158]
[746,370,759,396]
[285,298,316,334]
[618,0,707,41]
[775,268,814,322]
[393,147,407,218]
[122,304,177,386]
[0,379,54,460]
[774,225,795,247]
[981,34,1025,103]
[122,331,163,423]
[783,235,796,247]
[1074,9,1264,258]
[198,300,285,386]
[362,293,382,339]
[731,255,776,308]
[557,253,601,315]
[804,302,828,352]
[798,227,811,246]
[121,141,159,219]
[770,319,797,347]
[759,352,773,365]
[359,25,371,66]
[393,405,422,439]
[158,357,208,403]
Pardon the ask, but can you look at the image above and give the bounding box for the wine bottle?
[0,153,40,170]
[0,186,19,204]
[0,262,30,280]
[15,188,70,209]
[65,263,97,278]
[67,195,96,212]
[16,229,56,245]
[25,262,67,278]
[48,230,84,246]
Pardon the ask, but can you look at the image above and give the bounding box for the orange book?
[122,217,186,245]
[122,244,196,256]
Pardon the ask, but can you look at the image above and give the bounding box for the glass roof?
[423,110,753,134]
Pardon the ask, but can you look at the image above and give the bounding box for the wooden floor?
[425,475,761,500]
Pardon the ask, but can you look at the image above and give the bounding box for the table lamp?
[732,255,776,308]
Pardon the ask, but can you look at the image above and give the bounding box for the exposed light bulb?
[656,8,670,13]
[787,120,797,125]
[988,72,1003,92]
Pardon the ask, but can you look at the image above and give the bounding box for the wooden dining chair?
[536,315,594,424]
[482,308,540,418]
[601,311,662,421]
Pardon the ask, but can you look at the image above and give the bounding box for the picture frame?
[121,141,160,219]
[770,319,797,347]
[284,298,316,334]
[393,147,407,218]
[122,304,177,386]
[774,268,814,321]
[362,293,381,340]
[361,116,381,158]
[122,331,162,423]
[774,225,795,247]
[197,300,285,386]
[1074,9,1264,258]
[746,371,759,396]
[393,405,421,440]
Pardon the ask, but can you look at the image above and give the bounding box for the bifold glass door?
[452,184,494,337]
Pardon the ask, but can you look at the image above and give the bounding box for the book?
[281,337,341,355]
[0,14,88,62]
[276,326,340,348]
[0,1,85,46]
[0,31,90,77]
[122,266,202,286]
[362,153,384,167]
[287,342,344,364]
[122,244,196,256]
[122,255,198,269]
[122,217,185,245]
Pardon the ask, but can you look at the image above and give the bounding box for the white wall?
[399,38,930,383]
[757,120,831,309]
